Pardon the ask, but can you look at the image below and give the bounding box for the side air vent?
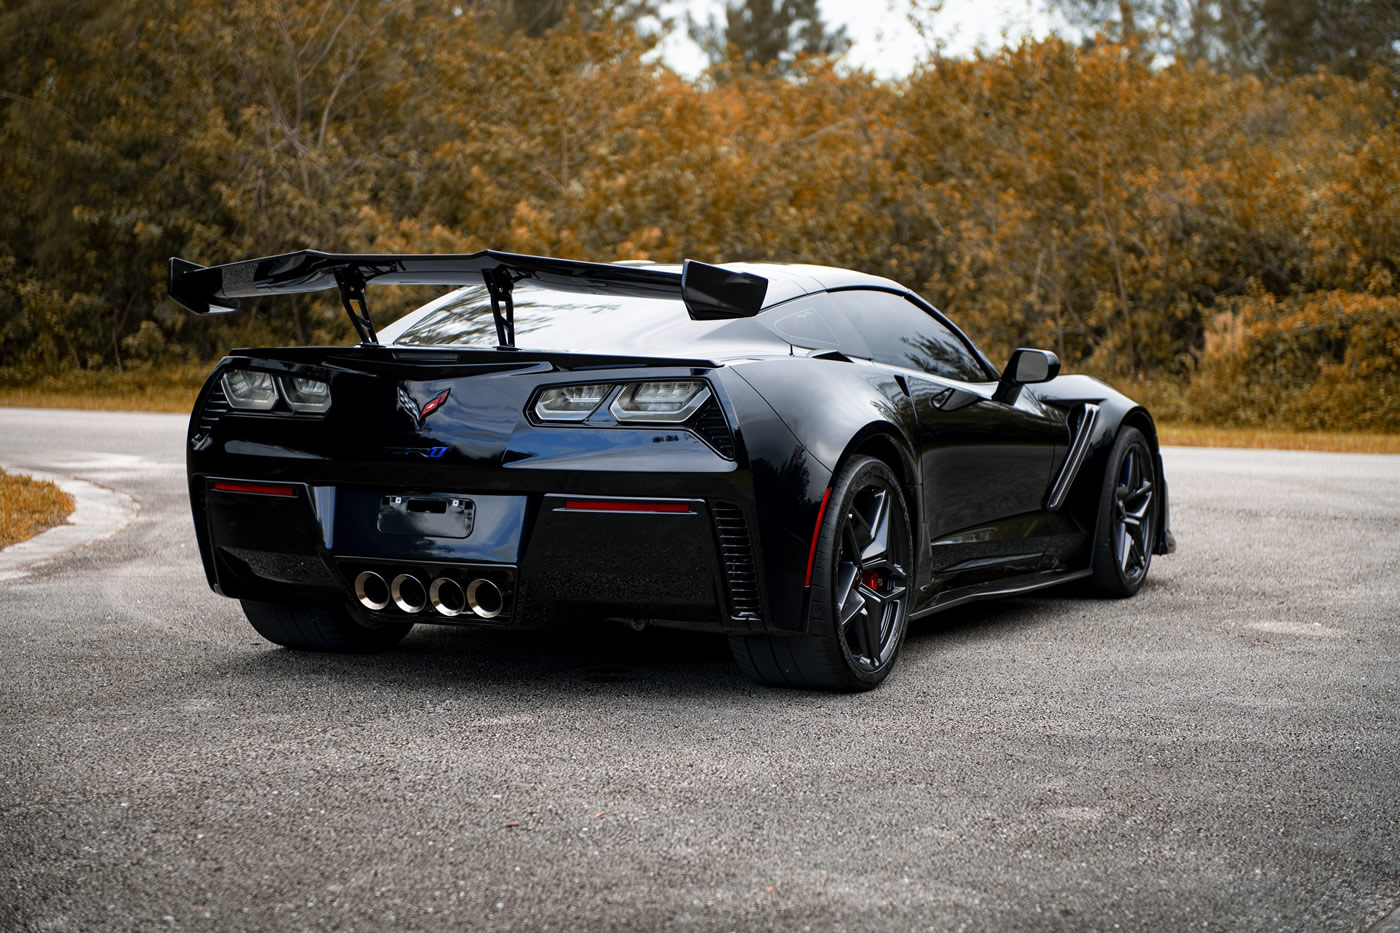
[712,502,761,622]
[689,398,736,459]
[1046,402,1099,510]
[194,383,230,440]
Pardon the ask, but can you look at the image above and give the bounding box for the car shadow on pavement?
[209,590,1095,703]
[214,620,755,701]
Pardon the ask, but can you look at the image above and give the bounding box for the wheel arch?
[835,425,919,508]
[1117,406,1173,556]
[1120,405,1160,454]
[824,424,923,613]
[1083,404,1174,564]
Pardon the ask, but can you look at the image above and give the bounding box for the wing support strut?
[482,267,517,349]
[333,266,379,346]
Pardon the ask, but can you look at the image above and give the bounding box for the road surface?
[1,408,1397,931]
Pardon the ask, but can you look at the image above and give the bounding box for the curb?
[1371,906,1400,933]
[0,466,140,580]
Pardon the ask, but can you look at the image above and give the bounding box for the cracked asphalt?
[1,407,1397,932]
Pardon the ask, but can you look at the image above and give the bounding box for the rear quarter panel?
[725,358,922,626]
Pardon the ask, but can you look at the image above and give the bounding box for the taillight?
[281,376,331,413]
[533,383,611,421]
[526,380,731,457]
[221,370,278,410]
[609,381,711,423]
[219,368,331,414]
[530,380,713,425]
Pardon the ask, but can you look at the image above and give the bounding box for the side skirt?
[909,567,1093,620]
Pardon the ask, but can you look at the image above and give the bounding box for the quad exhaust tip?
[466,578,503,619]
[354,571,390,611]
[390,573,428,614]
[357,570,504,619]
[429,577,466,617]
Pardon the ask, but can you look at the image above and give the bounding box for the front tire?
[240,600,413,653]
[730,456,913,691]
[1088,427,1157,597]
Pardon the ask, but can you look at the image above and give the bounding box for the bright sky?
[653,0,1069,79]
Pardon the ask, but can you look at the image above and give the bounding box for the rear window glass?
[387,283,697,351]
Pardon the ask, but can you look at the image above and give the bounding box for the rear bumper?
[192,475,767,632]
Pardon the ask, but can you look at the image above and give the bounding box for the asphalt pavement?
[1,407,1397,932]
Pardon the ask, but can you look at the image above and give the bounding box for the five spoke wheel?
[728,455,913,691]
[1113,444,1155,586]
[1091,426,1157,597]
[834,480,909,674]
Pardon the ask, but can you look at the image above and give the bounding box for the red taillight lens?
[211,481,297,497]
[562,499,691,513]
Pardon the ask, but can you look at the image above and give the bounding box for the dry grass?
[0,365,207,413]
[0,469,75,549]
[1157,423,1400,454]
[0,386,197,412]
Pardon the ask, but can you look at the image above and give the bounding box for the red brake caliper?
[861,569,881,592]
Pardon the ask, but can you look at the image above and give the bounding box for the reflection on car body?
[170,249,1174,691]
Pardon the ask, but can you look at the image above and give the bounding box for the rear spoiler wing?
[167,249,768,347]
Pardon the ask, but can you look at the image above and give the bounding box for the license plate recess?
[377,495,475,538]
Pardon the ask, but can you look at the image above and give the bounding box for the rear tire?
[1088,427,1157,598]
[730,456,913,691]
[240,600,413,653]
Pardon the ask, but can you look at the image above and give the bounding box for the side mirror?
[994,348,1060,402]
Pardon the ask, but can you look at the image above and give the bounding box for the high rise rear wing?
[168,249,769,347]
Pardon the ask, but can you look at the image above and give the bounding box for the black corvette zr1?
[170,250,1174,691]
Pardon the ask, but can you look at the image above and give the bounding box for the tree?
[468,0,661,39]
[1049,0,1400,77]
[688,0,850,74]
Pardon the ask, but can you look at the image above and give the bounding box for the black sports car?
[170,250,1174,690]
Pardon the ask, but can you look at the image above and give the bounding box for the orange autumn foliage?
[1,1,1396,430]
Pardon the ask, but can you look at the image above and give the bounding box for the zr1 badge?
[386,446,448,458]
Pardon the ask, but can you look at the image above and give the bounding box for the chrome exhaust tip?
[390,573,428,614]
[354,571,390,611]
[429,577,466,617]
[466,578,504,619]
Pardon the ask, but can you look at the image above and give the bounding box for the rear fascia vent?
[689,398,736,459]
[711,501,761,622]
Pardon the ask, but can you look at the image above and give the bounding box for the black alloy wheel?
[1090,427,1157,597]
[831,469,910,676]
[729,456,913,691]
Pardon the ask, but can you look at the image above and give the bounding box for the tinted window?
[761,303,841,349]
[830,290,989,382]
[385,283,705,352]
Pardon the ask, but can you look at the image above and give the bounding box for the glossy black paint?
[169,251,769,324]
[180,258,1173,638]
